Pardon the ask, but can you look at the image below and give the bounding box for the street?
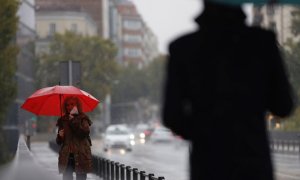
[273,153,300,180]
[30,140,300,180]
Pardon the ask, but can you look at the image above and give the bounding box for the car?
[149,126,175,143]
[133,123,153,144]
[103,124,135,152]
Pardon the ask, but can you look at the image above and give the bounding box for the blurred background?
[1,0,300,179]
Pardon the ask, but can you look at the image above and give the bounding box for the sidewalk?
[0,136,61,180]
[30,141,99,180]
[273,153,300,180]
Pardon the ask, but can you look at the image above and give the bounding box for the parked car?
[149,126,174,143]
[103,124,134,152]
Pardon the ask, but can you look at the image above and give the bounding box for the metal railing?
[49,140,165,180]
[92,156,165,180]
[269,131,300,155]
[270,139,300,154]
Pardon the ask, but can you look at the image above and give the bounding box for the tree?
[144,55,166,104]
[111,55,166,104]
[111,55,166,123]
[0,0,19,164]
[35,32,119,128]
[281,7,300,131]
[0,0,19,125]
[111,64,147,104]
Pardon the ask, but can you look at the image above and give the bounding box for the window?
[124,34,142,43]
[49,23,56,36]
[123,20,142,30]
[124,48,142,57]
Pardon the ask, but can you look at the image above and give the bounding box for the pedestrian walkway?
[273,153,300,180]
[0,136,61,180]
[30,141,99,180]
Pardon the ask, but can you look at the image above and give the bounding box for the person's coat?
[56,113,93,174]
[163,2,294,180]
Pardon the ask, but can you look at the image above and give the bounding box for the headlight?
[140,139,145,144]
[139,133,145,139]
[130,140,135,146]
[130,134,135,140]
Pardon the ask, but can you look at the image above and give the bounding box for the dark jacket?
[56,113,93,174]
[163,4,294,180]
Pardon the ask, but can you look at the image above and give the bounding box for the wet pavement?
[273,153,300,180]
[0,136,62,180]
[4,138,299,180]
[30,142,99,180]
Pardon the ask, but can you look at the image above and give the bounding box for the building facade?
[253,5,297,45]
[115,0,159,67]
[142,24,159,66]
[117,1,144,67]
[36,0,109,38]
[36,9,98,38]
[108,0,123,64]
[35,6,98,54]
[7,0,36,136]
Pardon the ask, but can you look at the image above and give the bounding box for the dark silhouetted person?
[163,1,294,180]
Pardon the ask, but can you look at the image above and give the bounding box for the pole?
[25,120,30,150]
[68,60,73,85]
[59,82,63,117]
[59,94,63,117]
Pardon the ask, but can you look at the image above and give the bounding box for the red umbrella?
[21,85,100,116]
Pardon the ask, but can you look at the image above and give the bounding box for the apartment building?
[35,6,98,54]
[116,0,159,67]
[35,0,159,67]
[36,0,109,38]
[253,5,297,45]
[143,24,159,66]
[116,1,144,67]
[108,0,123,64]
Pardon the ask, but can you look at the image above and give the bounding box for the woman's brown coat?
[56,113,93,174]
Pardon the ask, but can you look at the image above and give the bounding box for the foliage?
[281,6,300,131]
[0,0,19,164]
[36,31,119,103]
[111,64,148,104]
[110,55,166,123]
[0,0,19,125]
[282,107,300,131]
[35,32,119,130]
[143,55,166,104]
[111,55,166,105]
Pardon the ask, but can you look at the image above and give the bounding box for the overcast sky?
[130,0,252,54]
[130,0,202,54]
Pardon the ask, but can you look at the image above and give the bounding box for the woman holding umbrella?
[21,85,99,180]
[56,96,93,180]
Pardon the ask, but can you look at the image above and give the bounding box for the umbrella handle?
[59,94,63,117]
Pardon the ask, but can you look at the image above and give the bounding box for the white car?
[149,126,174,143]
[103,124,134,152]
